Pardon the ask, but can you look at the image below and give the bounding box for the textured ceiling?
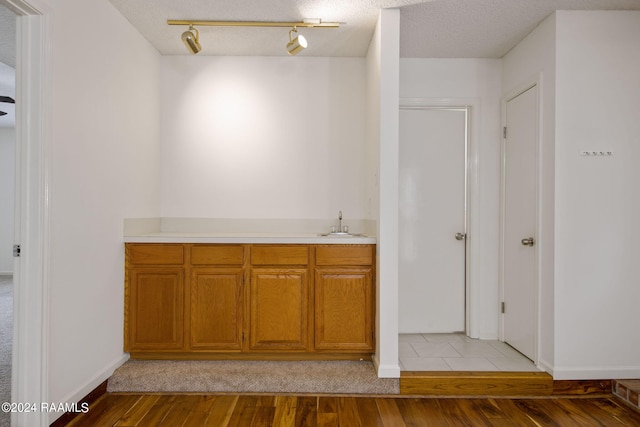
[108,0,640,58]
[1,0,640,127]
[400,0,640,58]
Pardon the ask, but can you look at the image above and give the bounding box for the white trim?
[3,0,51,425]
[1,0,40,14]
[398,97,481,339]
[551,366,640,381]
[49,354,129,424]
[537,358,554,376]
[499,75,543,367]
[372,354,401,378]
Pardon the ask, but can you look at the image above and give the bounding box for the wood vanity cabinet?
[314,246,375,352]
[249,246,310,351]
[189,245,245,351]
[125,244,185,352]
[124,242,375,359]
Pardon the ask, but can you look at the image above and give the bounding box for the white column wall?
[553,10,640,379]
[366,8,400,377]
[47,0,161,421]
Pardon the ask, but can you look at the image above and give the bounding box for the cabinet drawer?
[315,245,374,266]
[190,245,244,265]
[127,244,184,265]
[251,245,309,265]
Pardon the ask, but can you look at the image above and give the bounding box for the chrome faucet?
[338,210,343,233]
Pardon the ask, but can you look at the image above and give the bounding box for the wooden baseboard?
[400,372,616,398]
[553,379,612,396]
[400,371,553,396]
[49,380,107,427]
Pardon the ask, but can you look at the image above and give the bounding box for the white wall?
[0,127,14,274]
[503,10,640,379]
[367,9,400,377]
[47,0,160,421]
[399,59,502,338]
[159,56,367,221]
[553,11,640,379]
[502,13,557,372]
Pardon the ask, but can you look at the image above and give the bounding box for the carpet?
[108,359,399,395]
[0,275,13,427]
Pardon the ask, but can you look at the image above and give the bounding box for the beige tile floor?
[399,333,540,372]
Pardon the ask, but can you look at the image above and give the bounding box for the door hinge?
[503,126,507,139]
[501,301,505,314]
[13,244,21,258]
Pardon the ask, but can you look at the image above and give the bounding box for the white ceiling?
[400,0,640,58]
[1,0,640,127]
[107,0,640,58]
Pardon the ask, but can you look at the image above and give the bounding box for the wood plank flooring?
[400,371,553,396]
[64,393,640,426]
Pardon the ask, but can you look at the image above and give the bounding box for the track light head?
[181,25,201,54]
[286,27,307,56]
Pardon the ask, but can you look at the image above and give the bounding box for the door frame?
[2,0,51,425]
[399,97,480,337]
[499,77,541,364]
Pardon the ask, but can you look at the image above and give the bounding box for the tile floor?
[399,333,540,372]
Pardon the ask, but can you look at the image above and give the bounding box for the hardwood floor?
[64,393,640,426]
[400,371,554,396]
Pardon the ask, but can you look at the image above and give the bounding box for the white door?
[399,107,467,333]
[503,85,538,361]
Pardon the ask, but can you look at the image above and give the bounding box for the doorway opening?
[398,106,469,337]
[500,83,540,364]
[0,5,16,426]
[1,0,50,425]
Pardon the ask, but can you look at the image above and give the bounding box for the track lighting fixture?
[168,19,340,55]
[181,25,201,54]
[286,27,307,56]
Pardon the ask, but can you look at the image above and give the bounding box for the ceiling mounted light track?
[168,19,340,55]
[167,19,340,28]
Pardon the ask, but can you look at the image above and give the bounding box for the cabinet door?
[249,268,308,350]
[190,268,244,350]
[315,268,374,351]
[127,268,184,351]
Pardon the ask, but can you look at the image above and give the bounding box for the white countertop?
[124,232,377,245]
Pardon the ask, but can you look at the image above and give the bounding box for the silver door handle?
[455,233,466,241]
[521,237,535,247]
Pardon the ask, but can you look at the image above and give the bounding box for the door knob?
[455,233,466,241]
[521,237,535,247]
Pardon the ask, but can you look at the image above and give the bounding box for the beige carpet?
[108,360,399,395]
[0,276,13,427]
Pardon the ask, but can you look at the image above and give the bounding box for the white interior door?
[503,85,538,361]
[399,107,467,333]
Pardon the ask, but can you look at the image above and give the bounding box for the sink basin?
[319,232,365,237]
